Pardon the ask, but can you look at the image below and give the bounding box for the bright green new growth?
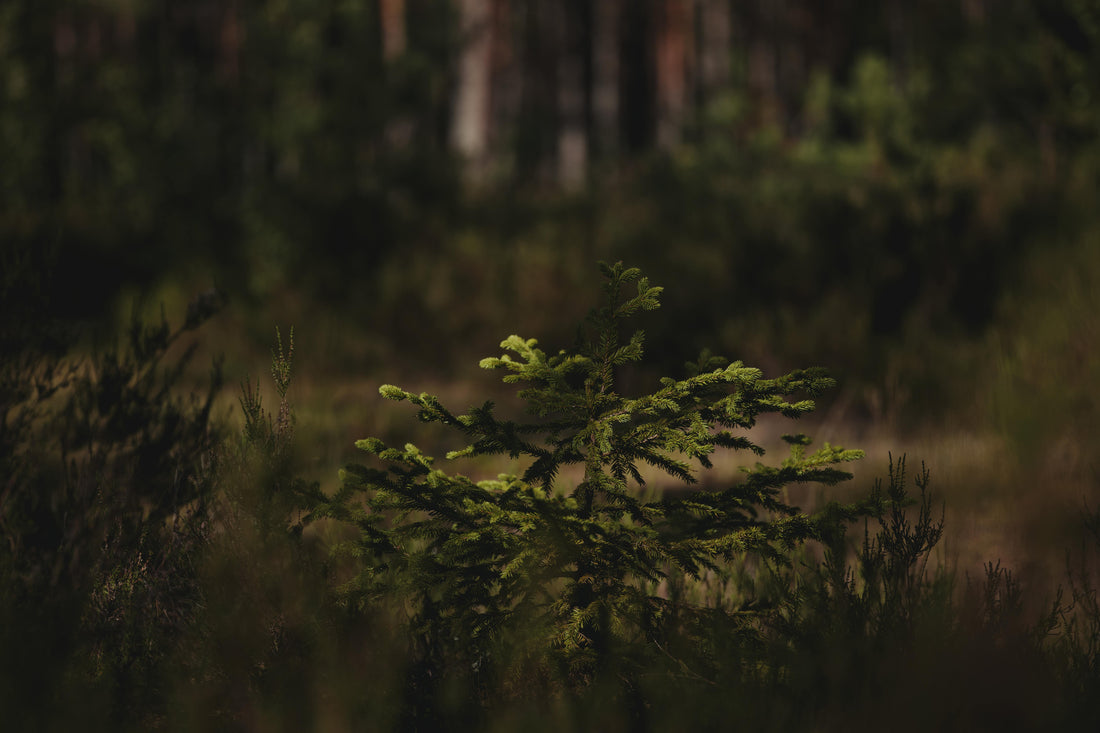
[326,262,863,684]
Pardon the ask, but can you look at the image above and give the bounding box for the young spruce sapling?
[321,261,864,688]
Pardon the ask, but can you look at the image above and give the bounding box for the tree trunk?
[591,0,620,162]
[655,0,690,149]
[697,0,731,103]
[219,2,241,83]
[747,0,778,126]
[557,0,589,188]
[379,0,407,60]
[451,0,493,180]
[620,1,655,153]
[488,0,520,167]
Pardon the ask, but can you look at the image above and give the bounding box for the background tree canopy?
[5,1,1098,403]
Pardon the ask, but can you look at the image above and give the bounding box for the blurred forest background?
[4,0,1100,596]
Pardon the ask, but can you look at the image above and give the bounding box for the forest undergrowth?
[3,262,1100,732]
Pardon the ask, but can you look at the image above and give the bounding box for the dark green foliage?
[5,0,1098,402]
[769,458,952,717]
[234,326,325,535]
[320,262,864,713]
[0,292,225,728]
[759,457,1070,732]
[168,326,340,731]
[1042,504,1100,730]
[0,0,460,326]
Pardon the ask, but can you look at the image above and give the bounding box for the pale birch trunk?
[557,0,588,188]
[451,0,493,180]
[697,0,730,101]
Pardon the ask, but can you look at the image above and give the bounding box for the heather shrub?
[0,288,225,728]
